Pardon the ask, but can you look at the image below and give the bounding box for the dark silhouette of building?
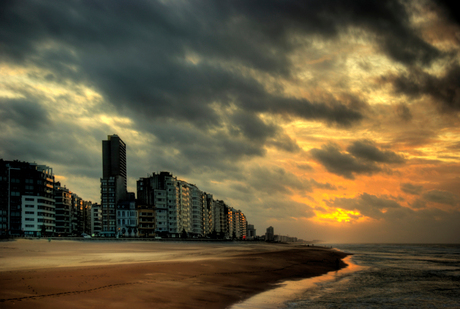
[54,182,72,236]
[0,160,55,236]
[265,226,274,241]
[103,134,127,189]
[100,134,128,236]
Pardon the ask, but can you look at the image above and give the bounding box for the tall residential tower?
[100,134,127,236]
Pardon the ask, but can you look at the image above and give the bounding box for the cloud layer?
[1,0,459,242]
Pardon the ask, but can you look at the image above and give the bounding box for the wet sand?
[0,239,348,308]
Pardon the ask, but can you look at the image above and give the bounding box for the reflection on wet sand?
[231,256,365,309]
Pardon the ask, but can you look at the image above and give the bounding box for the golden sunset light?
[1,0,459,244]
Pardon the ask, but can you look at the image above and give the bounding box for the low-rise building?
[137,205,155,237]
[117,199,138,237]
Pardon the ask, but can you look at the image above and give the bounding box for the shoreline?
[0,239,349,308]
[231,255,363,308]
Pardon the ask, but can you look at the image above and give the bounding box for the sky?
[1,0,459,243]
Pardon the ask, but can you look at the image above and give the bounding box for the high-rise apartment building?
[266,226,274,241]
[54,181,72,236]
[103,134,127,189]
[137,172,182,237]
[0,160,55,236]
[100,134,128,236]
[137,171,249,239]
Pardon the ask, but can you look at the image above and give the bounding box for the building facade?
[137,171,250,239]
[117,199,138,237]
[100,134,128,236]
[137,205,155,237]
[91,203,102,236]
[54,182,72,236]
[0,160,55,235]
[265,226,274,241]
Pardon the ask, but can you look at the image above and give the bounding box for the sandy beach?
[0,239,348,308]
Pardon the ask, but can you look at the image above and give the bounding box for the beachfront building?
[189,182,205,236]
[70,193,83,235]
[137,172,217,238]
[274,235,298,243]
[54,182,72,236]
[91,203,102,236]
[138,172,182,237]
[266,226,274,242]
[203,194,214,236]
[22,195,55,237]
[226,207,247,239]
[83,200,92,235]
[247,224,256,240]
[137,205,155,237]
[213,200,228,238]
[237,212,247,239]
[117,199,138,237]
[136,171,251,239]
[101,134,128,236]
[0,160,55,236]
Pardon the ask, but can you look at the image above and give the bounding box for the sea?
[231,244,460,308]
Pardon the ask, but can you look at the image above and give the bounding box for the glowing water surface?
[231,255,363,309]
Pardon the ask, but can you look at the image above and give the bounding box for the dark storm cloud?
[310,143,381,179]
[267,133,301,153]
[226,0,442,66]
[243,166,337,196]
[230,111,277,141]
[311,140,405,179]
[1,0,447,147]
[0,0,443,68]
[247,166,310,195]
[435,0,460,26]
[0,98,50,129]
[410,199,427,209]
[347,140,405,163]
[0,0,364,128]
[401,182,423,195]
[422,190,459,207]
[387,65,460,112]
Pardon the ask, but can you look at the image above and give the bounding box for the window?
[25,225,34,228]
[25,218,34,221]
[25,211,34,214]
[25,198,34,201]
